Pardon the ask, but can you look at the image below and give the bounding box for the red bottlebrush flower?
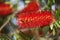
[17,10,55,29]
[21,1,39,13]
[0,3,13,17]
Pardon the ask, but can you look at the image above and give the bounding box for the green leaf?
[50,23,54,30]
[55,21,60,28]
[52,29,56,35]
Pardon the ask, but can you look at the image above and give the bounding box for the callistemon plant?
[0,3,13,17]
[16,0,55,29]
[17,10,55,29]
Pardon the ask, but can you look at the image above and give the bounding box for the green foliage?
[42,26,50,36]
[55,8,60,20]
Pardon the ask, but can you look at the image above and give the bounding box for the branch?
[0,10,19,32]
[0,17,10,31]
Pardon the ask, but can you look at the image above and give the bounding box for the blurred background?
[0,0,60,40]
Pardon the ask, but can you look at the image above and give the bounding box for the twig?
[0,17,10,31]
